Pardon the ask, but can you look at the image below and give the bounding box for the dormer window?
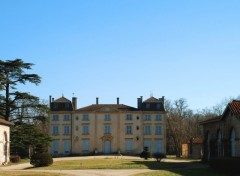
[65,103,69,109]
[53,103,58,110]
[157,104,161,110]
[146,103,150,109]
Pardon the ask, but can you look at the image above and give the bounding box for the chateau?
[48,96,166,156]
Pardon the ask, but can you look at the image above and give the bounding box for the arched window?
[3,132,8,162]
[205,131,211,161]
[230,128,236,157]
[217,130,222,157]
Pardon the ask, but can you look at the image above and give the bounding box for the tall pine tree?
[0,59,51,157]
[0,59,41,121]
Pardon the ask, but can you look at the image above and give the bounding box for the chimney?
[52,98,54,102]
[137,96,143,109]
[49,95,52,106]
[117,97,119,104]
[96,97,99,104]
[72,97,77,110]
[162,96,165,106]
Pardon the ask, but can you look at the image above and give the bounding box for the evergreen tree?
[0,59,51,157]
[0,59,41,121]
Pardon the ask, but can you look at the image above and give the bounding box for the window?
[65,103,69,109]
[157,104,161,110]
[63,140,70,154]
[83,114,89,121]
[144,140,151,152]
[82,125,89,134]
[126,114,132,120]
[125,139,133,151]
[146,103,150,109]
[53,103,58,110]
[64,126,70,135]
[155,140,162,153]
[126,126,132,134]
[53,126,59,135]
[52,115,59,121]
[64,115,70,121]
[105,125,111,134]
[144,126,151,135]
[82,140,90,151]
[105,114,111,121]
[156,114,162,121]
[155,126,162,135]
[52,140,59,154]
[144,114,151,121]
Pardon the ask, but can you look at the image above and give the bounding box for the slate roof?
[143,97,161,103]
[53,97,71,103]
[75,104,139,112]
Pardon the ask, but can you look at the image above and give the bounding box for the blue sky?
[1,0,240,110]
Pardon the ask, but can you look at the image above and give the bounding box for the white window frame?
[144,126,151,135]
[125,139,133,151]
[155,126,162,135]
[105,125,111,134]
[156,114,162,121]
[126,125,132,134]
[83,114,89,121]
[82,125,89,134]
[82,140,90,151]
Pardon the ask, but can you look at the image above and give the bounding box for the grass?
[8,157,223,176]
[31,158,201,170]
[31,158,189,170]
[135,168,224,176]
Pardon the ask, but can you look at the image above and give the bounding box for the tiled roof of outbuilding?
[200,100,240,125]
[75,104,139,112]
[0,118,14,126]
[228,100,240,115]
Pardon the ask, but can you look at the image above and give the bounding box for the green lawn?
[24,158,223,176]
[32,158,195,170]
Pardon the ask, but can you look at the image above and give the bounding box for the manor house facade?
[48,96,166,156]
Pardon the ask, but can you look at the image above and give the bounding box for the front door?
[105,140,110,154]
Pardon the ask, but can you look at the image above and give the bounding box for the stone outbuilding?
[182,137,203,159]
[200,100,240,160]
[0,118,13,164]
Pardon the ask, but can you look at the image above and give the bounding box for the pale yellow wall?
[49,112,72,155]
[49,110,167,155]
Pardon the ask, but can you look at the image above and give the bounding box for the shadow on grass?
[132,160,224,176]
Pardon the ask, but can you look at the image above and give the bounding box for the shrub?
[140,147,151,160]
[153,152,166,162]
[10,155,21,163]
[30,152,53,167]
[209,157,240,174]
